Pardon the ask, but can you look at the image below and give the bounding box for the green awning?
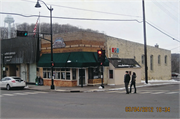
[38,52,109,68]
[38,53,70,67]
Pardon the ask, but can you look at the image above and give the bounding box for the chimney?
[155,44,159,48]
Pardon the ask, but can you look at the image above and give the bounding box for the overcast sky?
[0,0,179,53]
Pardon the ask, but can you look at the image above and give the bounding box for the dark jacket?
[131,74,136,83]
[124,74,130,83]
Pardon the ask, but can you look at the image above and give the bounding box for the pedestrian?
[130,72,137,93]
[124,71,130,94]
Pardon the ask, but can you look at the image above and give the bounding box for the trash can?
[39,77,44,86]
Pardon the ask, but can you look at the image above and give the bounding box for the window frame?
[165,55,167,65]
[142,55,145,64]
[150,55,153,71]
[88,67,100,79]
[109,70,113,79]
[158,55,161,65]
[43,68,72,80]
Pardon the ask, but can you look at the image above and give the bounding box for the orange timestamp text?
[125,107,170,112]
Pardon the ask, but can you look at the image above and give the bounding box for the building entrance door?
[79,69,85,86]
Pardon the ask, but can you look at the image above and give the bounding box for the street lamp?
[35,0,55,89]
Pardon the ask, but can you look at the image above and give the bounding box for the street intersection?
[0,83,179,119]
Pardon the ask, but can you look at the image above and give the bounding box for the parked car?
[0,77,26,90]
[172,72,179,78]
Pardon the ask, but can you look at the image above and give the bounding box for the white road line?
[13,93,29,95]
[138,92,150,94]
[23,91,47,94]
[165,92,178,94]
[151,92,165,94]
[1,91,48,97]
[2,94,16,96]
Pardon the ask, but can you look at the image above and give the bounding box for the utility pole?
[142,0,148,84]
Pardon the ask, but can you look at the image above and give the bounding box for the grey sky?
[0,0,179,53]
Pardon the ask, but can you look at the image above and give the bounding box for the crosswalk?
[106,90,180,95]
[0,91,48,97]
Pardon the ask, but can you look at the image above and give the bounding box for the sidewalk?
[25,80,180,93]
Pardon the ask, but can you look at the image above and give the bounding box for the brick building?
[1,31,171,86]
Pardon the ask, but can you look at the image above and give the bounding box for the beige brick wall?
[106,36,171,80]
[41,31,171,81]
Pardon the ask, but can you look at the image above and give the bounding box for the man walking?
[124,71,130,94]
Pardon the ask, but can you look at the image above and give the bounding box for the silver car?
[0,77,26,90]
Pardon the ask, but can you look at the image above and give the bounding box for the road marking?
[165,92,178,94]
[139,92,150,94]
[1,91,48,97]
[13,93,29,95]
[151,92,165,94]
[2,94,16,96]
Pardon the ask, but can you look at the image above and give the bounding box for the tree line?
[0,23,100,39]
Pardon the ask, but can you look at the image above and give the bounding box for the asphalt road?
[0,84,179,119]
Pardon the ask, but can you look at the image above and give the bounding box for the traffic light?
[97,50,102,62]
[51,62,55,67]
[97,49,105,65]
[17,30,28,37]
[101,50,105,62]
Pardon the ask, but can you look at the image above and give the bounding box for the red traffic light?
[98,50,102,55]
[52,62,54,67]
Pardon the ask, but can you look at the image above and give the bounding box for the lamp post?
[35,0,55,89]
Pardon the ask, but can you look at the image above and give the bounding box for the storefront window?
[72,69,76,80]
[61,72,65,79]
[43,68,72,80]
[66,72,70,80]
[43,72,47,78]
[88,68,99,79]
[43,68,51,79]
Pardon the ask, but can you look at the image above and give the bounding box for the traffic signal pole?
[101,65,104,88]
[97,49,105,88]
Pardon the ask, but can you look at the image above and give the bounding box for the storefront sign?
[112,48,119,53]
[4,52,16,55]
[53,37,66,48]
[4,52,16,62]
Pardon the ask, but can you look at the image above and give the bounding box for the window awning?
[38,53,70,67]
[108,58,141,68]
[38,52,109,68]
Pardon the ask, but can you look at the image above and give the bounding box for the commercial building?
[1,31,171,86]
[1,37,38,82]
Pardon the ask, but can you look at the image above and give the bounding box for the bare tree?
[0,22,100,39]
[171,54,180,73]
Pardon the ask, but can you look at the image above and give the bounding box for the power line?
[146,21,180,43]
[152,0,179,23]
[171,46,180,50]
[0,12,142,22]
[21,0,142,18]
[1,12,179,43]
